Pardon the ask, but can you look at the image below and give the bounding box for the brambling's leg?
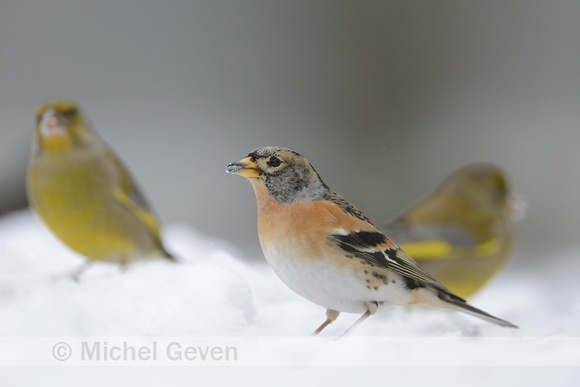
[312,309,340,335]
[340,301,379,337]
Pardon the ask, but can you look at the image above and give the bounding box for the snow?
[1,210,579,385]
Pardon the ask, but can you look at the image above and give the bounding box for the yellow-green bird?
[379,163,521,299]
[27,100,174,265]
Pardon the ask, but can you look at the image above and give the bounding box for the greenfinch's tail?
[162,249,178,262]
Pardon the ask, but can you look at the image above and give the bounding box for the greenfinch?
[379,163,520,299]
[27,100,174,265]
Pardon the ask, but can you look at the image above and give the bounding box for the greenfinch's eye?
[268,157,281,168]
[62,108,78,118]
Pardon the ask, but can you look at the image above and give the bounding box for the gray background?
[1,1,578,261]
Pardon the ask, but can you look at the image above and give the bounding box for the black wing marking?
[332,230,453,294]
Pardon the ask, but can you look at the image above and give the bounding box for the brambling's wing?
[326,191,373,223]
[331,229,454,294]
[331,228,518,327]
[325,190,454,294]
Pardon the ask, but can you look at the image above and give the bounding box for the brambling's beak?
[226,156,261,178]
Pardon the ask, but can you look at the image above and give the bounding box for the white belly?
[262,246,414,314]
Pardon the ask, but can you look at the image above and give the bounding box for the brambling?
[27,100,174,266]
[227,146,517,334]
[380,163,523,298]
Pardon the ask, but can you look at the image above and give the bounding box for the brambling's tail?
[441,292,518,328]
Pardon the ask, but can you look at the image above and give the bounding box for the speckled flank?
[404,277,423,290]
[372,271,388,284]
[359,269,391,292]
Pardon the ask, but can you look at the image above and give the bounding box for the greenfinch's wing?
[383,219,477,245]
[380,221,500,261]
[105,149,163,239]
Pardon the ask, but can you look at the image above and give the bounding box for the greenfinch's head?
[34,100,97,153]
[440,163,510,213]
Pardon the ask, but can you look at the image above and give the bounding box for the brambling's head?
[226,146,329,203]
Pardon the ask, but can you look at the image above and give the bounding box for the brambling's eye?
[268,157,282,168]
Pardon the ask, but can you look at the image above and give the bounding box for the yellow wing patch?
[113,187,162,239]
[400,239,500,261]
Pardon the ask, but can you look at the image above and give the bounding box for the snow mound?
[0,209,578,338]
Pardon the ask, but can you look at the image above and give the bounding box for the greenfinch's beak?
[226,156,261,178]
[39,108,68,138]
[507,192,527,222]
